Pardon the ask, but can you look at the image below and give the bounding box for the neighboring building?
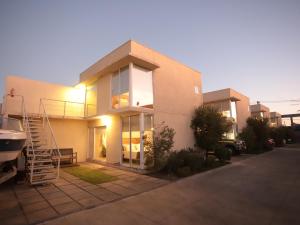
[270,112,282,127]
[203,88,250,139]
[2,40,202,170]
[250,102,270,119]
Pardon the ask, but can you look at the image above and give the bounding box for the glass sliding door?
[130,115,141,167]
[121,114,153,169]
[122,117,130,166]
[121,115,140,168]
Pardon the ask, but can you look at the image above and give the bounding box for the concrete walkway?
[42,147,300,225]
[0,163,168,225]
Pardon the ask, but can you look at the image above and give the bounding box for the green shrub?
[165,148,204,176]
[176,166,192,177]
[239,117,272,153]
[239,126,258,153]
[270,127,285,147]
[144,123,175,171]
[190,105,232,159]
[205,155,216,167]
[214,145,231,162]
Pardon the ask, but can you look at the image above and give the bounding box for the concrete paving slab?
[48,196,73,206]
[27,207,58,224]
[53,201,82,215]
[77,196,103,208]
[2,213,28,225]
[92,188,121,202]
[22,201,50,214]
[43,148,300,225]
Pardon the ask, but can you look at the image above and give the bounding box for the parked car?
[219,139,246,155]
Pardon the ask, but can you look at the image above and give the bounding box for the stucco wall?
[4,76,84,116]
[130,42,203,150]
[204,88,250,133]
[250,103,270,118]
[48,118,88,162]
[87,115,121,164]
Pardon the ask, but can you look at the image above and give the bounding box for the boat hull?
[0,130,26,163]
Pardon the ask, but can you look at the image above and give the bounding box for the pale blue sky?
[0,0,299,114]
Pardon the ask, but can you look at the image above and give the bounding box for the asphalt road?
[42,147,300,225]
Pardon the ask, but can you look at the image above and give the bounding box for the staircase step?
[28,165,55,170]
[27,154,52,158]
[32,173,57,178]
[31,169,56,175]
[27,147,49,151]
[27,159,53,163]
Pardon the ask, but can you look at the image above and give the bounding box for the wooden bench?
[53,148,77,165]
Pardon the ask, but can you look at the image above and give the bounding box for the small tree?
[144,123,175,171]
[239,126,257,153]
[239,117,271,153]
[190,106,232,159]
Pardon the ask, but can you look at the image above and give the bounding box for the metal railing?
[39,98,85,118]
[40,100,61,180]
[2,94,62,183]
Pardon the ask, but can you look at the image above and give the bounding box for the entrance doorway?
[88,126,107,161]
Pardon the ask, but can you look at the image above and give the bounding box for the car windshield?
[0,116,24,132]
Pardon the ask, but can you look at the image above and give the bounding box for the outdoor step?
[27,150,52,154]
[28,121,42,125]
[32,173,56,178]
[28,165,54,170]
[27,159,53,164]
[31,169,56,175]
[28,117,42,120]
[27,154,52,158]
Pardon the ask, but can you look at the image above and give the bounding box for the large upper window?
[112,66,129,109]
[131,64,153,108]
[230,101,237,121]
[111,64,153,109]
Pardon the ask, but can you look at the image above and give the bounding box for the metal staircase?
[2,94,61,185]
[25,100,61,185]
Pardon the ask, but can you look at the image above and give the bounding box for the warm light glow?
[97,115,112,127]
[66,83,86,103]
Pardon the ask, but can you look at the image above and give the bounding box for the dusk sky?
[0,0,299,115]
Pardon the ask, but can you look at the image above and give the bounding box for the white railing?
[2,94,62,183]
[40,98,85,118]
[40,100,61,179]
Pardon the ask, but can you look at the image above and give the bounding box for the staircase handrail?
[39,99,61,178]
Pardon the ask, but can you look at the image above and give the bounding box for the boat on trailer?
[0,115,26,184]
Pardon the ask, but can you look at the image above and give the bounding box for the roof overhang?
[80,54,159,85]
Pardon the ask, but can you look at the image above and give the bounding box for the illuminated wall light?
[66,83,86,103]
[98,115,112,127]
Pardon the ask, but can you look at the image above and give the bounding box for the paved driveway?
[42,147,300,225]
[0,163,168,225]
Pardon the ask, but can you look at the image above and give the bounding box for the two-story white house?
[2,40,203,170]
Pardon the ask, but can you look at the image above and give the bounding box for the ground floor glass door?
[121,113,153,169]
[88,126,107,161]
